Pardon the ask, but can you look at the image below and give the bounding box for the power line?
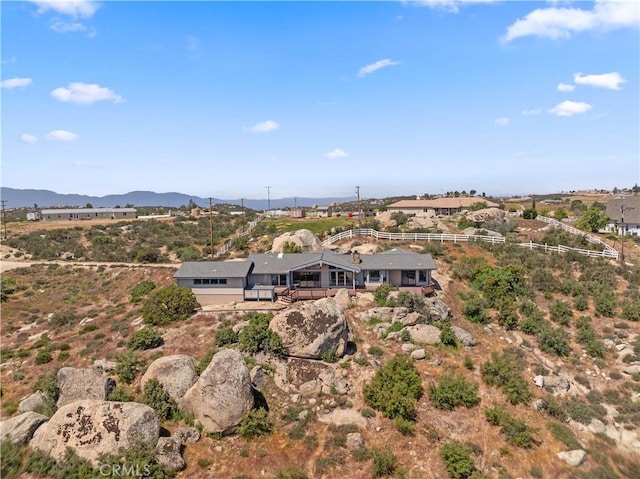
[266,186,271,216]
[0,200,7,239]
[208,197,214,259]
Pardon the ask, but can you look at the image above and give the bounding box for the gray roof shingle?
[173,260,253,279]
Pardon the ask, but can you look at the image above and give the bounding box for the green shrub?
[537,325,571,357]
[142,285,199,325]
[142,379,178,421]
[368,346,384,357]
[114,350,145,384]
[1,439,25,479]
[440,440,477,479]
[130,280,156,303]
[461,294,490,324]
[373,284,396,307]
[275,465,308,479]
[429,373,479,410]
[546,421,582,450]
[371,447,397,478]
[195,348,217,375]
[215,327,238,347]
[108,385,134,402]
[480,349,530,404]
[549,300,573,325]
[128,328,164,350]
[363,354,422,421]
[238,408,272,439]
[485,406,536,448]
[238,312,286,357]
[34,349,52,365]
[539,394,567,421]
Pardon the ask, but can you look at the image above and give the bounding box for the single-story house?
[41,208,137,221]
[174,248,437,305]
[310,205,332,218]
[387,197,499,216]
[605,196,640,236]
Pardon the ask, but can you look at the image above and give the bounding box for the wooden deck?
[277,284,435,303]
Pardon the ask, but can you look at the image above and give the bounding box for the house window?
[271,274,287,286]
[194,279,202,285]
[369,270,382,282]
[194,278,227,285]
[419,270,428,283]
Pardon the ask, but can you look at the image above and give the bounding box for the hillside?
[2,218,640,478]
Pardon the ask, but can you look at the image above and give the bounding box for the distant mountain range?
[0,187,354,210]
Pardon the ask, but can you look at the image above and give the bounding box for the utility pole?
[266,186,271,217]
[0,200,7,239]
[208,197,214,259]
[355,186,362,233]
[241,198,245,233]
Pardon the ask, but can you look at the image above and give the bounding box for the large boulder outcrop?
[405,324,441,345]
[465,207,505,224]
[270,229,323,253]
[18,391,47,414]
[270,297,351,359]
[29,400,159,466]
[181,349,254,435]
[0,411,48,445]
[425,298,451,321]
[140,355,198,404]
[56,367,116,408]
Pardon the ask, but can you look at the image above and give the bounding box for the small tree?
[128,328,164,350]
[429,374,479,410]
[440,441,477,479]
[576,207,608,233]
[142,379,177,421]
[142,285,199,325]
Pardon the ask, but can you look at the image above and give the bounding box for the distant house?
[387,197,499,216]
[605,196,640,236]
[26,212,40,221]
[41,208,137,221]
[310,206,332,218]
[174,248,437,305]
[290,208,305,218]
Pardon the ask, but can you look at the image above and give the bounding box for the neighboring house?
[41,208,137,221]
[174,248,437,305]
[387,197,499,216]
[310,205,332,218]
[26,212,40,221]
[605,196,640,236]
[290,207,305,218]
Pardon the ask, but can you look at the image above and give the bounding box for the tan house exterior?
[41,208,137,221]
[387,197,499,216]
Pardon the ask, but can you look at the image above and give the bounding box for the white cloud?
[357,59,400,78]
[574,72,626,90]
[51,82,124,104]
[29,0,100,19]
[1,77,33,89]
[50,20,87,33]
[522,108,542,116]
[324,148,349,159]
[557,83,575,92]
[495,117,510,126]
[548,100,592,117]
[247,120,280,133]
[410,0,497,14]
[46,130,79,141]
[20,134,38,144]
[501,0,639,42]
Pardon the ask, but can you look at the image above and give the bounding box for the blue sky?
[1,0,638,200]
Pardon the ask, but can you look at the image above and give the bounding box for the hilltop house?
[387,197,499,216]
[605,196,640,236]
[41,207,137,221]
[173,248,437,305]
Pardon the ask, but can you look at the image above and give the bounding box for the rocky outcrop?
[0,411,48,445]
[270,297,351,360]
[155,437,185,471]
[140,355,198,403]
[173,427,200,444]
[18,391,47,414]
[405,324,441,345]
[465,207,505,224]
[452,325,476,347]
[425,298,451,321]
[557,449,586,467]
[181,349,254,435]
[270,229,323,253]
[56,367,116,408]
[29,400,159,466]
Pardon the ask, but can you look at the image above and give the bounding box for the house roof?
[605,196,640,224]
[248,250,362,274]
[359,248,437,270]
[41,208,137,214]
[173,260,253,279]
[387,198,499,209]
